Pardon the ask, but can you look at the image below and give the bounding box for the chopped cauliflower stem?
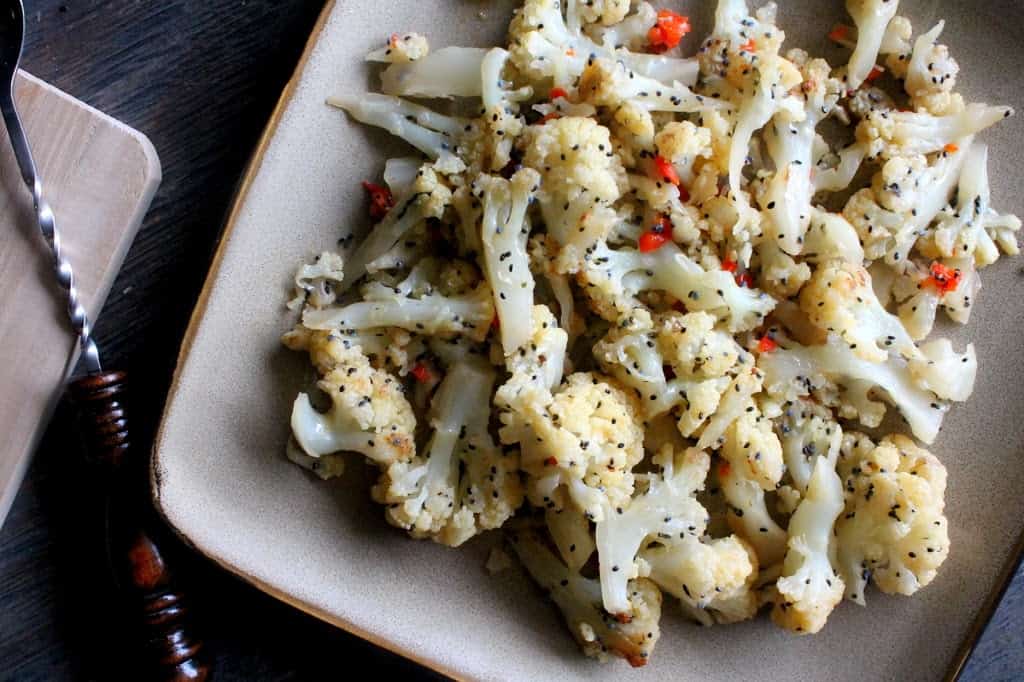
[281,0,1019,664]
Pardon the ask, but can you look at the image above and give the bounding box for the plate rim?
[149,1,1021,679]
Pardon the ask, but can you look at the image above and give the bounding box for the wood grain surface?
[0,70,159,525]
[0,1,1018,681]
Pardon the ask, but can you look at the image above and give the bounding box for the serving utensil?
[0,1,208,679]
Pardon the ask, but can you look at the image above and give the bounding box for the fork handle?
[69,371,210,682]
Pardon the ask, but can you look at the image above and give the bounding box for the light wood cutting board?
[0,71,161,525]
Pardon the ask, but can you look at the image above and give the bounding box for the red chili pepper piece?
[757,336,777,353]
[736,272,754,288]
[647,9,691,52]
[738,38,756,53]
[828,24,850,43]
[410,362,433,383]
[361,181,394,220]
[721,258,738,273]
[549,87,569,100]
[864,65,884,83]
[718,460,732,479]
[539,112,561,124]
[653,155,680,186]
[544,456,558,467]
[925,261,962,294]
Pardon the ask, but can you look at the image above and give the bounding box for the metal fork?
[0,2,209,679]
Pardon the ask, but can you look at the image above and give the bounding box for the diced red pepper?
[539,112,561,124]
[736,272,754,288]
[549,87,569,101]
[827,24,850,43]
[361,181,394,220]
[864,65,884,83]
[738,38,756,54]
[653,155,680,186]
[925,261,962,294]
[544,456,558,467]
[647,9,691,53]
[638,230,670,252]
[615,613,633,624]
[721,258,738,273]
[410,362,434,383]
[757,335,778,353]
[677,184,691,202]
[943,143,959,154]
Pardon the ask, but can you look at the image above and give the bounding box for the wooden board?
[0,71,160,525]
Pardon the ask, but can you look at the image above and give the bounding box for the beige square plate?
[153,1,1024,679]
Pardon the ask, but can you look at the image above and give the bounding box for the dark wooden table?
[0,2,1019,680]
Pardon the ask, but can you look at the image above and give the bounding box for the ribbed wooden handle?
[69,371,211,682]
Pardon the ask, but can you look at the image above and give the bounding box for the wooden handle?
[69,371,211,682]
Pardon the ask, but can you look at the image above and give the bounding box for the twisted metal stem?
[2,88,102,373]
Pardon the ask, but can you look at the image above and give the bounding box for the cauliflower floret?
[759,57,844,255]
[461,104,528,175]
[801,209,864,266]
[843,0,900,89]
[756,240,812,299]
[717,392,789,567]
[521,117,627,270]
[328,93,468,171]
[595,445,711,615]
[654,121,713,186]
[282,324,414,376]
[642,532,760,626]
[476,169,542,354]
[771,455,845,634]
[340,163,454,291]
[287,251,346,310]
[546,507,596,572]
[528,234,582,338]
[857,105,1012,159]
[367,31,430,64]
[835,433,950,604]
[759,335,949,444]
[594,309,749,419]
[567,0,629,30]
[509,0,699,90]
[611,101,656,160]
[577,57,716,114]
[698,0,787,96]
[579,240,776,331]
[776,399,843,494]
[289,341,416,466]
[843,142,970,265]
[495,304,569,415]
[903,21,959,105]
[303,267,495,342]
[799,261,917,363]
[928,144,1021,267]
[372,359,522,546]
[503,372,645,522]
[510,527,662,667]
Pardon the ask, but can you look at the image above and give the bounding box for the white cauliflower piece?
[929,144,1021,266]
[495,304,569,415]
[340,163,454,291]
[776,399,842,494]
[904,21,958,103]
[844,0,900,89]
[760,57,843,255]
[372,360,523,546]
[579,240,776,331]
[503,372,645,522]
[835,433,950,604]
[772,455,845,634]
[857,104,1012,158]
[328,93,467,168]
[546,507,596,572]
[510,527,662,667]
[378,46,491,98]
[477,169,542,354]
[801,209,864,266]
[303,275,495,342]
[758,335,949,444]
[577,56,720,114]
[289,341,416,465]
[521,116,627,270]
[654,121,713,186]
[595,446,710,615]
[366,32,430,63]
[287,251,346,310]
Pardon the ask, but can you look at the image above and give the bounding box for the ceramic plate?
[152,1,1024,679]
